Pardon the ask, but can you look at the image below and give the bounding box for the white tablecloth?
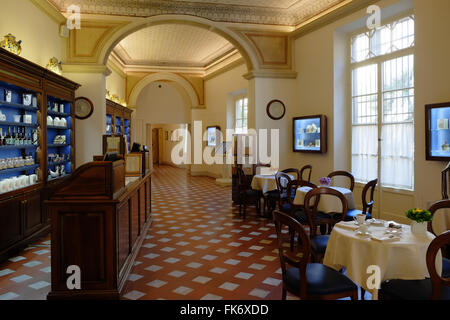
[323,221,442,300]
[293,186,356,212]
[251,174,293,194]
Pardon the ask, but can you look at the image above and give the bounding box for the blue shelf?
[48,160,70,166]
[48,173,70,182]
[48,144,69,148]
[0,121,38,128]
[0,101,38,112]
[0,144,38,150]
[47,125,69,130]
[47,110,70,117]
[0,164,39,175]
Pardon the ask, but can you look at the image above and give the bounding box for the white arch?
[129,72,200,109]
[99,14,256,72]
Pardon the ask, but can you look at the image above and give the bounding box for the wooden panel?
[23,190,43,236]
[139,187,145,230]
[117,201,130,272]
[146,179,151,220]
[0,197,23,251]
[130,193,139,246]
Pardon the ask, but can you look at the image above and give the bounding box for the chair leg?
[282,288,287,300]
[351,290,358,300]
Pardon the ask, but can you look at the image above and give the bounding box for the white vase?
[410,221,428,236]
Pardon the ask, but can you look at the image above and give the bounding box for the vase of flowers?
[406,208,432,236]
[319,177,331,187]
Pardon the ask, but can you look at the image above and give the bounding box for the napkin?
[335,221,359,231]
[370,235,401,242]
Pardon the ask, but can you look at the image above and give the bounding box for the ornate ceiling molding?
[48,0,348,27]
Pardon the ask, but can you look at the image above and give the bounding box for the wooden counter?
[45,159,152,300]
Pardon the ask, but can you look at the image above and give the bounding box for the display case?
[293,115,327,153]
[0,47,80,262]
[426,102,450,161]
[106,99,133,151]
[45,95,73,181]
[0,82,42,193]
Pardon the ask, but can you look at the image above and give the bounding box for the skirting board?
[190,171,221,179]
[161,161,186,169]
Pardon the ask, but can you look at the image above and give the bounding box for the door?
[152,129,159,165]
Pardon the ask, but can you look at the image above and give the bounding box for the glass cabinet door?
[0,81,42,194]
[46,95,72,181]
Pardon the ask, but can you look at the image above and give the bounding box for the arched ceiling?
[113,24,235,68]
[48,0,349,26]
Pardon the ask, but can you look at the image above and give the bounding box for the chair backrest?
[275,172,293,203]
[237,166,250,190]
[304,187,348,236]
[426,230,450,300]
[362,179,378,215]
[273,210,310,298]
[300,165,312,183]
[282,168,300,181]
[286,179,318,208]
[327,171,355,191]
[428,200,450,236]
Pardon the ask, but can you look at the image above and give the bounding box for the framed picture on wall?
[206,126,221,147]
[293,115,327,154]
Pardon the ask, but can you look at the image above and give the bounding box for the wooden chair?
[428,200,450,236]
[428,200,450,278]
[327,171,355,191]
[300,165,312,183]
[282,168,301,181]
[280,180,318,219]
[266,172,293,214]
[304,187,349,262]
[237,166,262,219]
[379,230,450,300]
[273,210,358,300]
[344,179,378,222]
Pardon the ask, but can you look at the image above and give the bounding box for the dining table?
[323,220,443,300]
[293,185,356,213]
[250,173,294,194]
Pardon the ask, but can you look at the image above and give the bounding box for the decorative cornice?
[62,63,110,75]
[291,0,380,39]
[243,70,298,80]
[48,0,349,27]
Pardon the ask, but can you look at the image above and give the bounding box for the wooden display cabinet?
[0,48,80,262]
[106,99,133,151]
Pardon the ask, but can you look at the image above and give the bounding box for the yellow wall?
[0,0,64,68]
[106,66,126,101]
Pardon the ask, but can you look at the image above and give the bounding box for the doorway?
[152,128,159,165]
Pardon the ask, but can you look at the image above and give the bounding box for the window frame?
[349,12,415,192]
[235,94,248,134]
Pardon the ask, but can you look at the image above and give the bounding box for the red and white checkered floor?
[0,166,287,300]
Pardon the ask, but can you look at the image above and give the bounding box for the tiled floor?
[0,236,51,300]
[0,165,368,300]
[121,165,286,300]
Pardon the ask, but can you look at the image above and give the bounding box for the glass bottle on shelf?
[32,129,38,145]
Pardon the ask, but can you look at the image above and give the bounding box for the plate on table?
[355,230,372,237]
[367,219,385,226]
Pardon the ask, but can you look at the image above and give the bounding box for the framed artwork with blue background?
[426,102,450,161]
[293,115,327,154]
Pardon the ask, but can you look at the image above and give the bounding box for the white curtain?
[381,123,414,190]
[352,125,378,183]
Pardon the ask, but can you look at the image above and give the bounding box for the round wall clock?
[266,99,286,120]
[74,97,94,120]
